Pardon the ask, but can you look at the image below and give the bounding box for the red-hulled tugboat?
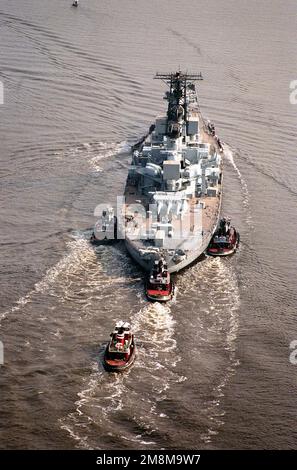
[145,258,174,302]
[207,217,240,256]
[103,321,136,372]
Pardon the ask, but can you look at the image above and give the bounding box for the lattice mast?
[154,71,203,138]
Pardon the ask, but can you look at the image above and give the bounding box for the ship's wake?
[54,140,130,173]
[60,255,241,450]
[0,232,138,323]
[0,235,96,323]
[224,143,253,228]
[60,299,185,449]
[175,256,240,445]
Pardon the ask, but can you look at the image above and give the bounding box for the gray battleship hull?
[125,232,211,273]
[125,195,221,273]
[99,72,224,274]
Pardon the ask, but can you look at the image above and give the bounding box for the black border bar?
[0,450,296,467]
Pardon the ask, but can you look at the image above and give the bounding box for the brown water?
[0,0,297,449]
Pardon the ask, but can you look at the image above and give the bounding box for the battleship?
[123,71,223,272]
[92,71,223,272]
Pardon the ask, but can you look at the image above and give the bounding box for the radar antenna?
[154,71,203,138]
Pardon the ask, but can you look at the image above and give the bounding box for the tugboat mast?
[154,71,203,138]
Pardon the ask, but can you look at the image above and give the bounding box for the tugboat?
[90,208,118,245]
[145,258,174,302]
[103,321,136,372]
[207,217,240,256]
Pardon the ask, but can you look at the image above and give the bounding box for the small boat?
[145,258,174,302]
[72,1,79,7]
[90,208,118,245]
[207,217,240,256]
[206,120,216,137]
[103,321,136,372]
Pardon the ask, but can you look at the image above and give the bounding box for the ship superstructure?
[123,72,223,272]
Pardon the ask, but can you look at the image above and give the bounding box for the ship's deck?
[123,113,222,254]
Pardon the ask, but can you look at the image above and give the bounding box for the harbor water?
[0,0,297,449]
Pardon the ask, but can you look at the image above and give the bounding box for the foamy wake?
[59,254,240,448]
[88,141,130,172]
[130,302,186,432]
[224,143,253,227]
[60,363,134,449]
[200,257,240,444]
[60,300,185,448]
[0,229,140,324]
[60,359,160,449]
[176,255,240,444]
[0,236,96,323]
[60,362,103,450]
[54,141,130,173]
